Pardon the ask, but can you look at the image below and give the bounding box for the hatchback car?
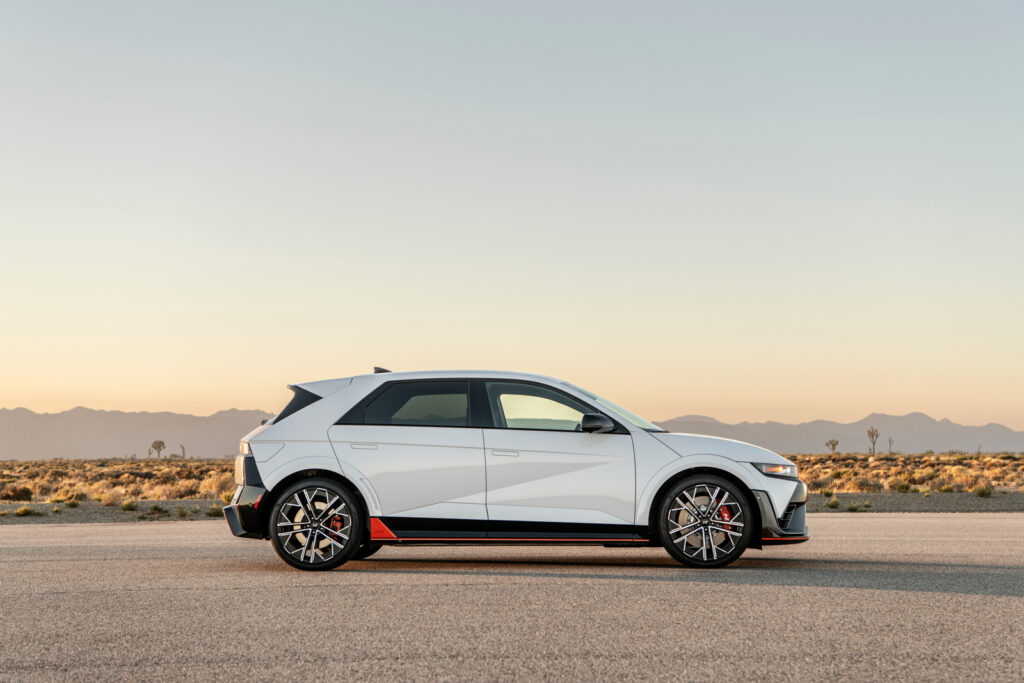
[224,369,807,570]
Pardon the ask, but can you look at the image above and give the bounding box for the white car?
[224,369,808,570]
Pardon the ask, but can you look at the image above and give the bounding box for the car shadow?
[340,554,1024,598]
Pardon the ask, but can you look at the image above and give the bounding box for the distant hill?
[654,412,1024,454]
[2,407,1022,460]
[0,407,274,460]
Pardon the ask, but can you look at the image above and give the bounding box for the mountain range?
[655,413,1024,454]
[0,407,274,461]
[1,407,1022,460]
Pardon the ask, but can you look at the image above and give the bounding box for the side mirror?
[581,413,615,433]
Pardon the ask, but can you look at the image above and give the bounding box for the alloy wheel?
[275,486,352,565]
[666,482,746,563]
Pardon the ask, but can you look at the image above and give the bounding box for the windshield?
[563,383,666,432]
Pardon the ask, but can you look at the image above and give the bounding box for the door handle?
[350,443,378,450]
[491,449,519,457]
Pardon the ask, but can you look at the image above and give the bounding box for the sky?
[1,1,1022,428]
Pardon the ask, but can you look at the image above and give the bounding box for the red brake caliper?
[719,501,733,531]
[329,515,343,533]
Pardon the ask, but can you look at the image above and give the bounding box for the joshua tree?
[888,437,894,456]
[151,440,166,459]
[867,427,880,456]
[826,439,839,455]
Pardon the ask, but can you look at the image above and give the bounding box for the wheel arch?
[259,468,370,540]
[646,466,763,550]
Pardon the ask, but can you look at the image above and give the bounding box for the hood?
[652,432,794,466]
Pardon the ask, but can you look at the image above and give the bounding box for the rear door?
[481,380,635,526]
[328,380,486,521]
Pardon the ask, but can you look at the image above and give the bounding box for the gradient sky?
[2,2,1022,427]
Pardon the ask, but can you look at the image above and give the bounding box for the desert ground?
[2,452,1021,517]
[1,513,1021,681]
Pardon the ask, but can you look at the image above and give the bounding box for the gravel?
[0,499,224,524]
[805,491,1024,512]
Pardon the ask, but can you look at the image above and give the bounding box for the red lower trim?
[379,537,649,543]
[369,517,398,540]
[761,536,809,544]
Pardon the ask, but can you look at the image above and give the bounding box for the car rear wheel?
[269,478,364,571]
[657,475,752,568]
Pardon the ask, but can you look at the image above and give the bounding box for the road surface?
[1,513,1021,680]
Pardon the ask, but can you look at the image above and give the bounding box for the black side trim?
[382,516,487,538]
[379,516,647,540]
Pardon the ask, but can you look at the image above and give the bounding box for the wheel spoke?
[709,490,729,519]
[320,532,345,549]
[674,496,702,519]
[302,528,316,561]
[668,519,700,536]
[674,527,703,545]
[279,527,312,539]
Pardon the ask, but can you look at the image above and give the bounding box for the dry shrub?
[148,481,201,499]
[97,488,126,506]
[885,476,911,493]
[54,486,89,502]
[28,480,54,498]
[848,477,882,493]
[807,477,832,491]
[199,472,234,498]
[0,484,32,501]
[793,451,1024,494]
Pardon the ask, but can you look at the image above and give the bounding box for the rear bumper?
[223,484,266,539]
[753,480,809,545]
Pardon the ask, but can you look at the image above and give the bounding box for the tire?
[353,543,383,560]
[269,478,364,571]
[657,474,753,569]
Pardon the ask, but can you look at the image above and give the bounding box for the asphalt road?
[1,514,1022,681]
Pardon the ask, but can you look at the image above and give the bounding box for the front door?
[328,380,486,522]
[482,380,635,526]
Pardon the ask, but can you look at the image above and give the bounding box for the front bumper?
[223,483,267,539]
[752,479,809,545]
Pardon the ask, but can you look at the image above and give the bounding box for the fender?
[259,449,384,518]
[636,453,767,524]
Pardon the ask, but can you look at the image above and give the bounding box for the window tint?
[363,381,469,427]
[485,381,593,431]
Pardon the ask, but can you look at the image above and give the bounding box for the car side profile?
[224,369,808,570]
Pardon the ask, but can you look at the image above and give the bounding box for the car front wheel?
[269,478,364,571]
[657,475,752,568]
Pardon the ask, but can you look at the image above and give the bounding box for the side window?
[361,381,469,427]
[485,381,593,431]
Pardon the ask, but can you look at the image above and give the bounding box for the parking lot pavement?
[1,513,1022,680]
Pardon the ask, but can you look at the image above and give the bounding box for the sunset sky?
[2,2,1022,428]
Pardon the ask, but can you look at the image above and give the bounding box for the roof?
[293,369,566,397]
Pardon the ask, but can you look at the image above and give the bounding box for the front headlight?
[754,463,798,479]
